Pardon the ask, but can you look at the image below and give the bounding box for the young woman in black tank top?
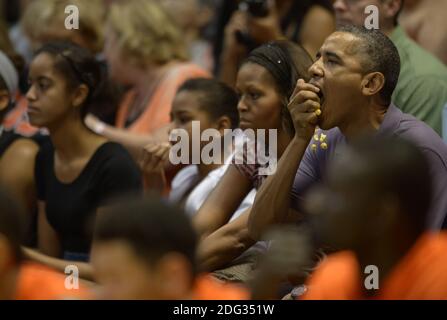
[23,42,142,281]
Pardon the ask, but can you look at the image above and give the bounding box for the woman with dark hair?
[192,40,313,282]
[23,41,142,280]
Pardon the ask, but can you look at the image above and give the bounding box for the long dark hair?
[34,41,116,120]
[243,40,313,135]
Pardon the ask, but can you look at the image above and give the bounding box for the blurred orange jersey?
[302,232,447,300]
[14,262,91,300]
[116,63,209,135]
[193,275,249,300]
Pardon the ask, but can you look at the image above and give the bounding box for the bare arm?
[218,11,249,87]
[85,114,171,161]
[25,201,94,281]
[193,165,253,239]
[0,139,38,213]
[197,209,255,271]
[248,138,309,240]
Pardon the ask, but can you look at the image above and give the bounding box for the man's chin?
[318,118,333,131]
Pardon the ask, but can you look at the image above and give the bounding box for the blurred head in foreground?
[92,196,198,299]
[306,136,431,254]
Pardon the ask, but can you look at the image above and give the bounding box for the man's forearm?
[248,137,309,240]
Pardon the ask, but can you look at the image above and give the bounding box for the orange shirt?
[193,275,249,300]
[116,63,210,135]
[302,232,447,300]
[14,263,90,300]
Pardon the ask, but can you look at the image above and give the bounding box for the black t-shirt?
[35,140,142,260]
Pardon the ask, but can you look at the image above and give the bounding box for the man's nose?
[309,60,324,79]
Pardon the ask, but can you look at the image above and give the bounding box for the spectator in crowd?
[91,196,249,300]
[0,187,89,300]
[21,0,105,55]
[6,0,115,138]
[0,49,37,224]
[23,41,142,281]
[248,27,447,246]
[215,0,335,86]
[333,0,447,135]
[302,137,447,299]
[85,0,210,160]
[400,0,447,65]
[159,0,216,72]
[193,41,314,282]
[141,78,263,280]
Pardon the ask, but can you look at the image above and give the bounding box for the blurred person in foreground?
[301,137,447,299]
[0,187,89,300]
[91,196,249,300]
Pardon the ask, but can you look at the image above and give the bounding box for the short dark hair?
[350,136,431,234]
[243,40,314,134]
[177,78,240,129]
[339,25,400,106]
[0,187,25,265]
[34,41,117,120]
[94,196,198,276]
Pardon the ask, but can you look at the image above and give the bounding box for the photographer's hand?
[219,11,249,86]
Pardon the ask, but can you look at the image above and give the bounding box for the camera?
[239,0,269,18]
[235,0,269,48]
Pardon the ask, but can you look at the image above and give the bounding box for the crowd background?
[0,0,446,300]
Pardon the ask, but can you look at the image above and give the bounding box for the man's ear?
[71,84,89,108]
[360,72,385,98]
[0,90,11,112]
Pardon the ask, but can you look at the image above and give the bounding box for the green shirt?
[390,26,447,135]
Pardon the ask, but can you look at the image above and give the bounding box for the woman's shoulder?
[91,141,135,165]
[88,142,141,185]
[166,61,210,80]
